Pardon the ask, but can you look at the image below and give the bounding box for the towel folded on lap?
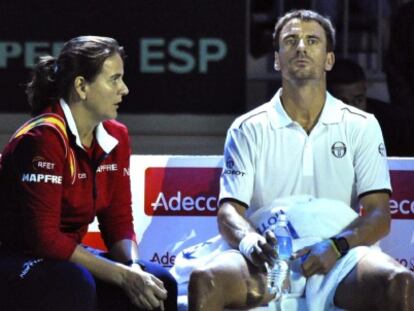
[171,195,379,311]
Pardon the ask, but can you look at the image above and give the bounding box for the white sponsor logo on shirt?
[36,161,55,170]
[78,172,87,179]
[21,173,62,184]
[32,156,56,171]
[96,164,118,173]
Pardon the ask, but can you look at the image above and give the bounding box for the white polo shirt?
[219,89,391,216]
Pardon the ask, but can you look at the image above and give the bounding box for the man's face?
[83,53,129,122]
[274,19,334,83]
[329,81,367,111]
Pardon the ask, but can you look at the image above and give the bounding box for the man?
[188,10,414,311]
[327,58,414,156]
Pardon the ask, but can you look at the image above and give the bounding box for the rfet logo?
[145,167,221,216]
[389,170,414,219]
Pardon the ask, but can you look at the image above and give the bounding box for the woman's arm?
[70,244,167,310]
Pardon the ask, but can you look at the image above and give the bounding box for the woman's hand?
[121,265,168,310]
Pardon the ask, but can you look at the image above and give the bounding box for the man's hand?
[239,230,277,268]
[292,240,339,277]
[121,266,168,310]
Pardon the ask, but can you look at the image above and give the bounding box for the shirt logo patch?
[78,172,87,179]
[223,157,246,176]
[331,141,347,158]
[378,143,386,157]
[96,164,118,173]
[32,156,56,171]
[21,173,62,184]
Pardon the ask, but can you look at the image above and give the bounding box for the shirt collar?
[59,99,118,153]
[269,89,293,129]
[318,91,344,124]
[269,89,343,129]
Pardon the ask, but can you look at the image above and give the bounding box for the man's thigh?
[197,250,274,309]
[334,250,409,310]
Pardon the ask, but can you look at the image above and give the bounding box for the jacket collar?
[59,99,118,153]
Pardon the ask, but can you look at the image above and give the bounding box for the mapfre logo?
[145,167,221,216]
[389,170,414,219]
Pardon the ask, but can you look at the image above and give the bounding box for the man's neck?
[280,81,326,133]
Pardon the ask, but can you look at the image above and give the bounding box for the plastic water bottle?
[267,213,292,297]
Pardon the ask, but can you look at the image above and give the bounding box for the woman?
[0,36,177,311]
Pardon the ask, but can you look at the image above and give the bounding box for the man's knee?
[189,268,216,294]
[244,274,269,307]
[188,266,268,308]
[386,270,414,306]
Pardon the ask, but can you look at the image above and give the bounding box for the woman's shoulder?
[7,113,69,157]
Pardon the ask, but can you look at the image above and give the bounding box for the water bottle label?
[277,235,292,260]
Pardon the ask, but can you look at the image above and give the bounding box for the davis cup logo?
[145,167,221,216]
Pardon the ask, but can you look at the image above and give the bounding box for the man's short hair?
[273,9,336,52]
[327,58,366,87]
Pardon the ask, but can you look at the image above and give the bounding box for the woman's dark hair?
[273,10,336,52]
[26,36,125,115]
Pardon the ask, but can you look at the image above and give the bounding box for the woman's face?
[83,53,129,123]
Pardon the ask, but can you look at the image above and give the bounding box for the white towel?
[171,195,376,310]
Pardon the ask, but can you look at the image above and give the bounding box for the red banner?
[144,167,221,216]
[389,170,414,219]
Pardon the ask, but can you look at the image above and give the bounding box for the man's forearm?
[217,202,257,249]
[336,193,391,249]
